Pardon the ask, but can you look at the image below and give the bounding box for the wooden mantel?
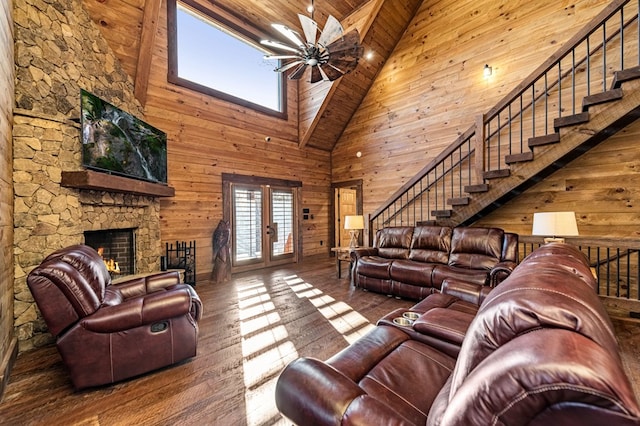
[61,170,175,197]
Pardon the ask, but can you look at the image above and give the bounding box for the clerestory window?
[167,0,285,117]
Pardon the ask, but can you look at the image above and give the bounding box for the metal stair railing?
[369,0,639,241]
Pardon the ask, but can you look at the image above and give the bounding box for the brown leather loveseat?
[275,243,640,425]
[27,244,203,390]
[351,225,518,299]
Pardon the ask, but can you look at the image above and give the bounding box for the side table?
[330,247,353,279]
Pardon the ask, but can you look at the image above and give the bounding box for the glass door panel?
[270,188,295,259]
[232,185,263,265]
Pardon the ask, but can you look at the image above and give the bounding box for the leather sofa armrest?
[81,288,193,333]
[413,308,473,346]
[112,271,181,299]
[489,260,517,287]
[441,278,487,306]
[350,247,378,261]
[275,357,365,426]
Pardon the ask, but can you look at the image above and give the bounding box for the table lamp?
[344,215,364,248]
[532,211,579,243]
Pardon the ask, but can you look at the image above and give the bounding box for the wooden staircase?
[453,68,640,226]
[369,0,640,236]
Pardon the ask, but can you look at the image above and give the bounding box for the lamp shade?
[532,212,579,237]
[344,215,364,230]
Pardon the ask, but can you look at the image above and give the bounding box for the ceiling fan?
[261,2,364,83]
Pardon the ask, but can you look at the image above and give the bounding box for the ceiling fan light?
[307,58,319,66]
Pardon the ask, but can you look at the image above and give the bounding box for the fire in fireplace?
[84,228,136,276]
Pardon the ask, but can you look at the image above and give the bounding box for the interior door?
[231,183,296,272]
[335,187,357,247]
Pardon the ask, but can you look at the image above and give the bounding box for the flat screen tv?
[81,89,168,184]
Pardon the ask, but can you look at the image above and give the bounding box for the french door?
[229,181,298,272]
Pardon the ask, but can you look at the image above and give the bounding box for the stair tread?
[484,169,510,179]
[611,65,640,89]
[554,112,589,129]
[529,133,560,147]
[582,88,623,111]
[505,151,534,164]
[416,220,437,226]
[447,197,470,206]
[465,184,489,193]
[431,209,452,218]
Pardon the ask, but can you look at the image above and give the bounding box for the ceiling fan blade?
[260,39,300,53]
[318,15,344,46]
[272,23,305,48]
[264,54,301,60]
[310,66,323,83]
[326,60,356,76]
[289,63,308,80]
[326,30,363,58]
[319,64,342,81]
[276,60,304,73]
[298,14,318,45]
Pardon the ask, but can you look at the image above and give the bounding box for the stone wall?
[13,0,162,351]
[1,0,16,397]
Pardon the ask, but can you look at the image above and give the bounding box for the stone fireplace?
[12,0,176,352]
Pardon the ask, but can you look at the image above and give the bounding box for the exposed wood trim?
[221,173,302,188]
[61,170,176,197]
[134,0,162,106]
[0,337,17,401]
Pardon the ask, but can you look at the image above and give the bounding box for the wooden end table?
[331,247,354,279]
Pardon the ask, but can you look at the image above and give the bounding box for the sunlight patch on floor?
[283,274,375,344]
[237,279,298,426]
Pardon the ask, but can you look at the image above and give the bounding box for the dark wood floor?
[0,256,412,425]
[1,255,639,425]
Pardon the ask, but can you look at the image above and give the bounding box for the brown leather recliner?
[27,244,203,390]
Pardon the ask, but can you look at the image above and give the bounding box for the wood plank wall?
[143,2,332,278]
[0,0,16,397]
[331,0,619,240]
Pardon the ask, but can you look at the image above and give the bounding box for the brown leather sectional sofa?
[275,243,640,425]
[351,226,518,299]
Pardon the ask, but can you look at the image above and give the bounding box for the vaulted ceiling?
[82,0,423,151]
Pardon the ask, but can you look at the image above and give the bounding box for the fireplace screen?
[84,228,136,276]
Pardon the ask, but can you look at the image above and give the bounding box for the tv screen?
[81,89,168,184]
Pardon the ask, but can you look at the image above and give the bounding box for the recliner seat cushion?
[357,256,393,279]
[389,259,436,286]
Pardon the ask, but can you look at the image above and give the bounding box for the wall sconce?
[344,215,364,248]
[483,64,492,77]
[532,211,579,243]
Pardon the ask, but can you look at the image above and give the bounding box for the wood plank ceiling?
[82,0,423,151]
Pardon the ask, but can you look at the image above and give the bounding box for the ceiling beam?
[134,0,162,106]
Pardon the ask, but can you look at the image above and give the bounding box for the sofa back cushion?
[408,226,451,264]
[426,243,640,425]
[448,227,503,270]
[429,329,640,425]
[448,243,618,397]
[375,227,413,259]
